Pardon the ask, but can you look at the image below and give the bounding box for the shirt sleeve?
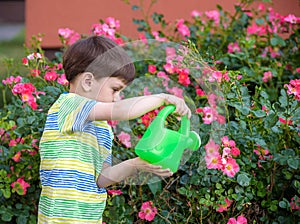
[58,94,97,133]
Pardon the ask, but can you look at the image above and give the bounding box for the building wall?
[25,0,300,48]
[0,1,25,23]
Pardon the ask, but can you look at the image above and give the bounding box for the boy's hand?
[129,157,173,177]
[161,93,191,119]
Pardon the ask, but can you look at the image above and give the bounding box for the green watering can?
[135,105,201,172]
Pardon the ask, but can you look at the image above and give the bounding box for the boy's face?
[93,77,126,102]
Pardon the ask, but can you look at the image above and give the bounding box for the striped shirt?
[38,93,113,223]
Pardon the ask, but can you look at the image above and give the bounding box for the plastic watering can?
[135,105,201,172]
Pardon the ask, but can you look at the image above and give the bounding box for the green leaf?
[287,158,299,169]
[260,91,269,99]
[269,204,278,212]
[147,178,162,195]
[131,5,139,10]
[252,110,266,118]
[279,200,288,208]
[17,215,27,224]
[1,213,12,222]
[15,203,22,210]
[237,173,251,187]
[279,89,288,108]
[2,189,11,199]
[270,35,286,47]
[257,190,266,197]
[264,112,278,128]
[216,183,222,189]
[177,187,186,195]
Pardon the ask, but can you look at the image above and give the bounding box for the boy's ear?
[81,72,94,91]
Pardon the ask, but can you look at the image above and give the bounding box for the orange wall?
[26,0,300,48]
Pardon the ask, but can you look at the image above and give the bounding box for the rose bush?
[0,0,300,223]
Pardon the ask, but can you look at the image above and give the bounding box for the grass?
[0,27,27,80]
[0,28,27,108]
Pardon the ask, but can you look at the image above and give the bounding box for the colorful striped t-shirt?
[38,93,113,223]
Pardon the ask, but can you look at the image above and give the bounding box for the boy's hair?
[63,35,135,84]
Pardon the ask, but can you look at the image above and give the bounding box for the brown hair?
[63,35,135,84]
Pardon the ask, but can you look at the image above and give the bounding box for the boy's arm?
[88,93,191,121]
[97,158,172,188]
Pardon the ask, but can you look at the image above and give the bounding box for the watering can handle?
[156,105,190,136]
[156,105,176,120]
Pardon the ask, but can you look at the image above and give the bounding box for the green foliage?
[0,0,300,223]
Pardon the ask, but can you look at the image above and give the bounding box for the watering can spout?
[135,105,201,172]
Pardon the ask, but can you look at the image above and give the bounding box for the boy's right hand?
[129,157,173,177]
[161,93,191,119]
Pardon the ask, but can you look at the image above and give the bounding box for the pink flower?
[58,28,80,45]
[27,52,42,60]
[138,33,148,44]
[12,151,21,162]
[227,42,241,53]
[231,147,241,157]
[141,110,158,127]
[152,31,167,42]
[285,79,300,101]
[201,107,217,124]
[22,93,35,103]
[163,63,176,74]
[296,68,300,73]
[148,65,157,74]
[176,19,190,37]
[222,158,240,177]
[165,47,176,58]
[196,88,205,96]
[205,10,220,26]
[178,69,190,86]
[284,14,298,24]
[107,120,119,129]
[138,201,158,221]
[207,93,218,108]
[2,76,22,85]
[22,57,28,65]
[217,198,232,212]
[157,71,170,81]
[204,139,220,155]
[107,189,123,196]
[217,114,226,124]
[290,197,300,210]
[30,69,41,77]
[279,117,293,125]
[262,71,273,83]
[258,3,265,11]
[227,216,247,224]
[221,136,230,147]
[205,152,222,169]
[117,131,131,148]
[57,74,69,85]
[11,177,30,195]
[44,70,59,81]
[105,17,120,29]
[191,10,202,18]
[58,28,74,39]
[143,87,152,96]
[222,147,231,157]
[247,23,267,36]
[166,86,183,98]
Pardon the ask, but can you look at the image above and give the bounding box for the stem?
[2,88,7,107]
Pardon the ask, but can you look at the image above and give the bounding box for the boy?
[38,35,191,223]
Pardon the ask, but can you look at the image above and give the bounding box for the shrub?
[0,0,299,223]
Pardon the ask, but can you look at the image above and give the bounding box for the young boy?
[38,35,191,223]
